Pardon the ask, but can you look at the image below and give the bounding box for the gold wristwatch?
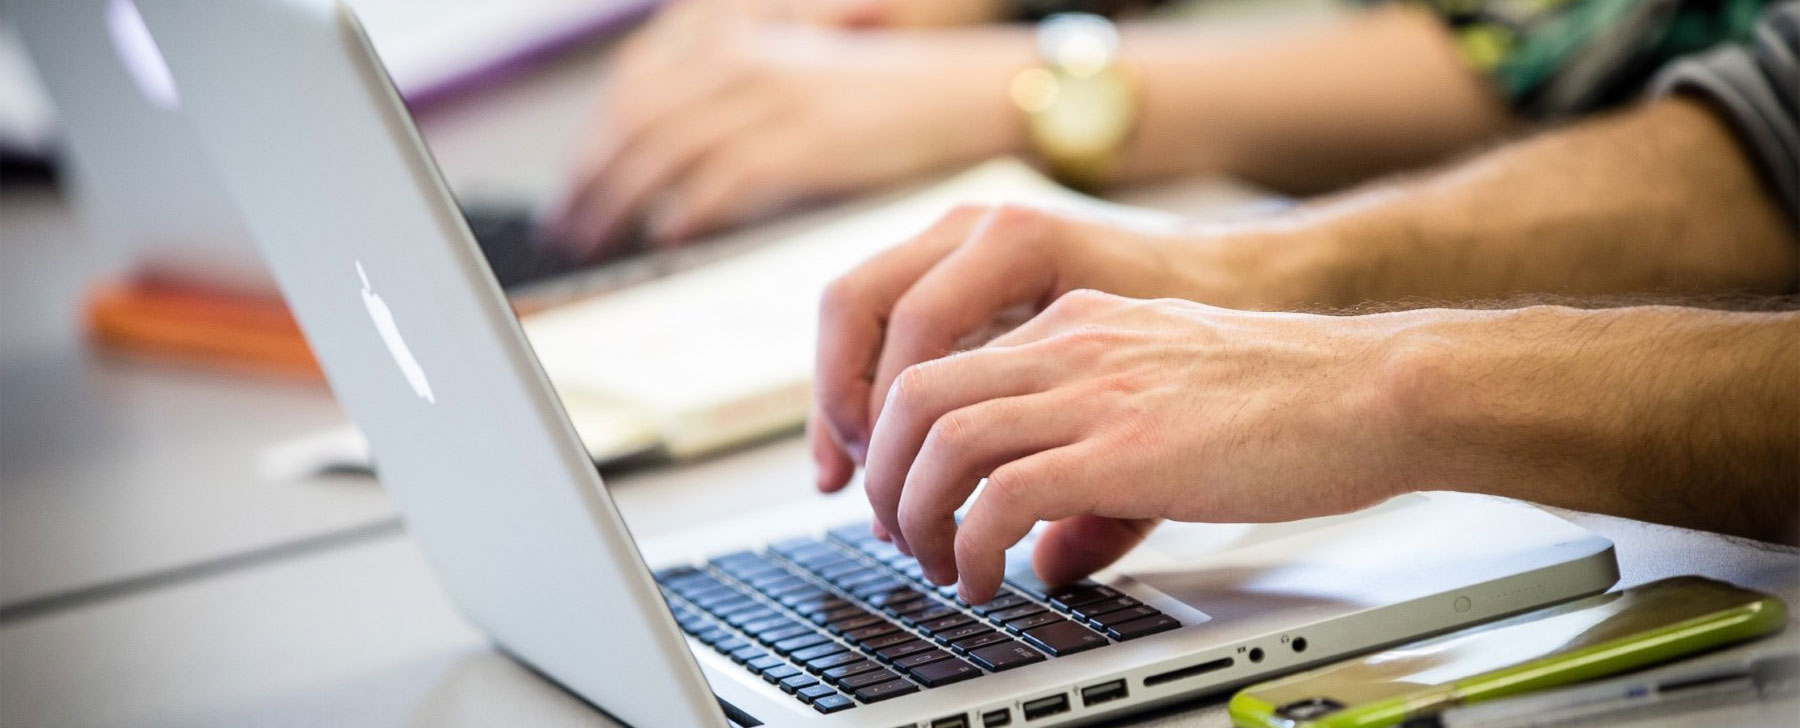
[1010,13,1137,190]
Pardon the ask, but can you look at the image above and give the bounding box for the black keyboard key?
[747,655,785,672]
[907,657,983,688]
[827,523,878,546]
[777,586,831,607]
[768,537,827,556]
[932,623,994,644]
[968,642,1046,672]
[796,683,840,704]
[696,627,731,645]
[1046,583,1120,611]
[892,648,952,670]
[691,587,749,610]
[1071,595,1141,621]
[874,639,935,662]
[1021,621,1108,657]
[968,593,1031,616]
[859,632,916,651]
[791,642,849,663]
[710,550,776,572]
[988,604,1046,623]
[852,679,921,704]
[1004,572,1051,600]
[725,608,777,628]
[812,693,855,714]
[851,578,910,599]
[904,605,960,626]
[1088,605,1158,628]
[762,665,802,683]
[791,595,845,617]
[804,650,865,673]
[747,573,805,592]
[713,638,751,654]
[1004,612,1063,634]
[867,587,927,608]
[765,580,821,600]
[839,668,902,690]
[823,659,883,683]
[830,615,886,635]
[816,560,871,581]
[729,646,766,664]
[833,570,891,590]
[845,622,902,643]
[1104,614,1181,641]
[711,598,763,617]
[884,596,934,617]
[773,633,831,655]
[815,605,865,624]
[918,613,975,635]
[744,616,798,635]
[779,673,820,693]
[759,625,814,645]
[799,599,854,620]
[951,631,1013,654]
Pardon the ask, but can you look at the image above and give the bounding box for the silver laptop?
[134,1,1621,725]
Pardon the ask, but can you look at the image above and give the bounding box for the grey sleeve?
[1651,1,1799,228]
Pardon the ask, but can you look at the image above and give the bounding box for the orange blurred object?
[83,277,323,380]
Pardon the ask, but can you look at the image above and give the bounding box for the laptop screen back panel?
[132,2,725,725]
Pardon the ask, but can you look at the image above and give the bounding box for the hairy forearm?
[1222,97,1798,310]
[1385,306,1800,543]
[1113,6,1514,192]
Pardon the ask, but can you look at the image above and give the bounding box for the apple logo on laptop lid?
[358,261,436,404]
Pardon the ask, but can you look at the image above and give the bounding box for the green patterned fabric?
[1392,0,1771,116]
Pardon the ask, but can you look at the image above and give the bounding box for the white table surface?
[2,433,1795,728]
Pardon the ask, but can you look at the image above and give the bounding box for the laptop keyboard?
[655,523,1181,715]
[462,205,581,289]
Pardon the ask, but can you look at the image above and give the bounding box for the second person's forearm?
[1111,6,1514,192]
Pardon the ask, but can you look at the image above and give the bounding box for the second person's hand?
[549,9,1036,260]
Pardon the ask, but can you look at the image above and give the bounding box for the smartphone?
[1228,576,1786,728]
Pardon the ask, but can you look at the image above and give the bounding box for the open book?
[261,160,1178,478]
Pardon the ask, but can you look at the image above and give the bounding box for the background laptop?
[8,0,649,294]
[137,0,1621,725]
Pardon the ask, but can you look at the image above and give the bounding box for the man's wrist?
[1172,224,1359,312]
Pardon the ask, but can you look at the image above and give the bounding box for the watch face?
[1036,71,1134,159]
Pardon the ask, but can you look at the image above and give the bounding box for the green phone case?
[1228,576,1787,728]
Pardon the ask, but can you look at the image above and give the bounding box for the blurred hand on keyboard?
[546,3,1034,260]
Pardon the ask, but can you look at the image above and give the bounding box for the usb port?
[1080,679,1128,707]
[1022,694,1070,721]
[931,716,969,728]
